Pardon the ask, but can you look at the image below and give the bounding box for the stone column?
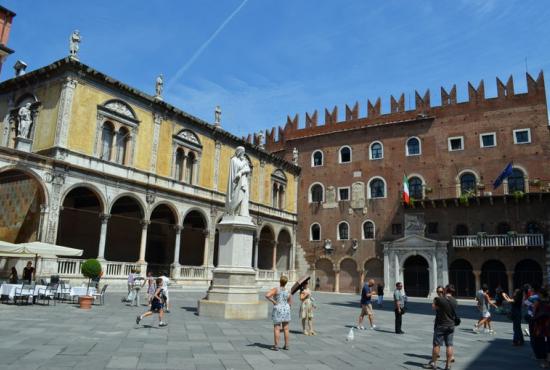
[359,270,365,288]
[394,253,400,285]
[272,240,278,271]
[138,220,150,263]
[383,248,390,295]
[202,229,210,266]
[171,225,183,278]
[334,269,340,293]
[473,270,481,292]
[431,253,438,295]
[441,252,449,286]
[97,213,111,260]
[259,160,266,204]
[192,158,200,186]
[150,113,162,172]
[38,204,49,242]
[54,77,78,149]
[506,271,514,294]
[212,141,222,191]
[253,236,259,269]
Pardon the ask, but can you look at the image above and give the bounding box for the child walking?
[300,280,316,335]
[136,278,167,327]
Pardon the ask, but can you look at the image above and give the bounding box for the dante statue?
[69,30,81,58]
[226,146,251,217]
[17,102,32,138]
[214,105,221,125]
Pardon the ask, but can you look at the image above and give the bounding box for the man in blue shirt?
[357,279,377,330]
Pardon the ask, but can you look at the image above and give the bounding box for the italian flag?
[403,175,410,205]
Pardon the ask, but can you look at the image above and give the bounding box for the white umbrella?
[0,240,35,257]
[13,242,83,257]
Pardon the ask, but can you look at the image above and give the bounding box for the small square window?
[427,222,439,234]
[513,129,531,144]
[480,133,496,148]
[391,223,402,235]
[338,187,350,201]
[448,136,464,151]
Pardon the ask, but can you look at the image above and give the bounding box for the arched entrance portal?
[57,187,102,259]
[180,211,206,266]
[146,205,176,275]
[258,226,275,270]
[340,259,359,293]
[364,258,383,282]
[514,259,542,289]
[105,196,143,262]
[276,229,291,271]
[404,255,429,297]
[449,259,475,297]
[481,260,507,294]
[315,259,335,292]
[0,169,45,243]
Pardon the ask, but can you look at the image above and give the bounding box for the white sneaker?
[524,328,530,336]
[371,325,377,330]
[488,329,495,335]
[159,321,168,327]
[472,326,479,333]
[357,326,365,330]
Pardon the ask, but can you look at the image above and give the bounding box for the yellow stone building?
[0,57,301,285]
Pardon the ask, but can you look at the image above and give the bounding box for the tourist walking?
[143,272,156,306]
[357,279,376,330]
[423,285,458,370]
[136,277,167,327]
[473,284,497,334]
[530,285,550,368]
[377,282,384,307]
[299,280,315,335]
[160,272,171,313]
[266,275,292,350]
[503,289,525,346]
[394,282,405,334]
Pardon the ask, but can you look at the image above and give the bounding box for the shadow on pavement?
[181,306,197,312]
[246,342,273,349]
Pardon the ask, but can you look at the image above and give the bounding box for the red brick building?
[0,6,15,76]
[260,72,549,297]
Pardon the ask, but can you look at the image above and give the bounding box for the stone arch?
[102,99,138,120]
[276,228,292,271]
[108,192,146,216]
[182,207,210,231]
[514,259,542,289]
[315,257,335,292]
[146,203,178,274]
[449,259,475,297]
[258,225,276,270]
[339,258,359,293]
[147,200,180,226]
[403,254,430,297]
[363,258,383,282]
[57,186,103,259]
[481,259,507,294]
[180,210,207,266]
[61,183,106,213]
[105,195,144,262]
[0,167,48,243]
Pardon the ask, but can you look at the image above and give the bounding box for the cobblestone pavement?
[0,290,536,369]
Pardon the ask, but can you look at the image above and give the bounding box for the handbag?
[445,297,461,326]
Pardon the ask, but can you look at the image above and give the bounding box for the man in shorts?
[136,278,167,327]
[473,284,497,334]
[357,279,376,330]
[423,285,458,370]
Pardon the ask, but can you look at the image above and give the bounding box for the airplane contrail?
[166,0,249,91]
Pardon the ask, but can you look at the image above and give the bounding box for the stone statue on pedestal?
[155,74,163,98]
[69,30,81,59]
[17,102,33,138]
[214,106,221,126]
[225,146,251,217]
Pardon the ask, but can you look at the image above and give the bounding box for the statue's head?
[25,102,31,108]
[235,146,245,157]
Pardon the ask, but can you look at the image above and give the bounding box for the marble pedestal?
[198,215,267,320]
[15,137,32,152]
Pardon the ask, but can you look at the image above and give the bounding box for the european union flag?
[493,162,513,189]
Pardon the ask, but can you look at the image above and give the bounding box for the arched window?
[175,149,184,181]
[508,168,525,193]
[185,151,195,184]
[272,183,279,208]
[497,222,511,234]
[115,127,129,164]
[370,142,383,160]
[460,173,476,194]
[369,178,386,198]
[100,122,114,160]
[338,222,349,240]
[310,223,321,241]
[363,221,375,239]
[455,224,469,235]
[310,184,324,203]
[406,137,421,156]
[312,150,323,167]
[526,221,541,234]
[339,146,352,163]
[408,176,423,200]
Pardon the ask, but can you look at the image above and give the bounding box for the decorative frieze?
[54,77,78,148]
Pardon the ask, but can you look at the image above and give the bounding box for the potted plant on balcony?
[512,190,524,201]
[459,190,475,205]
[529,178,541,187]
[79,259,102,309]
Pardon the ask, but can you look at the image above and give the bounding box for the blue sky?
[3,0,550,137]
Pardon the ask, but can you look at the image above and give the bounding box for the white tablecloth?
[0,283,22,299]
[70,287,96,297]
